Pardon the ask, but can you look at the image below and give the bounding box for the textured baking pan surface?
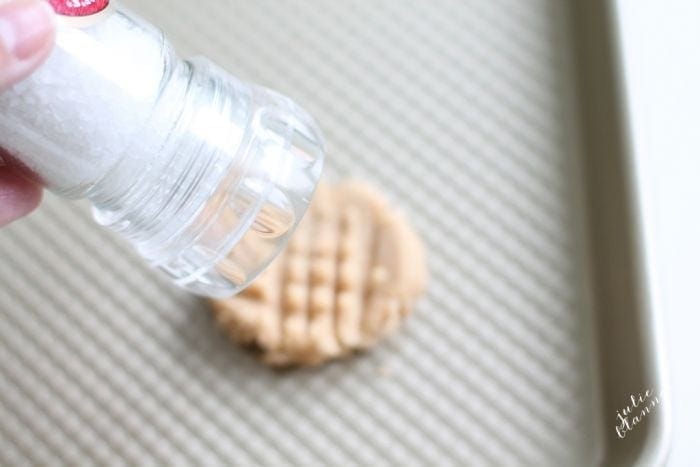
[0,0,666,465]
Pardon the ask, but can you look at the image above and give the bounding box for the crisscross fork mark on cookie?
[211,181,427,366]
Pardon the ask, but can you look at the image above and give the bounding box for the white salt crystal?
[0,11,165,194]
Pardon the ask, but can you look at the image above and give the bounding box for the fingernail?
[0,0,55,60]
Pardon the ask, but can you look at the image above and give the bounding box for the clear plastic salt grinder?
[0,1,325,297]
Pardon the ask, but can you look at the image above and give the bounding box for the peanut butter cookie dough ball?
[210,181,427,367]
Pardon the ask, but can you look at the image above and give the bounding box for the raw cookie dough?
[210,181,427,367]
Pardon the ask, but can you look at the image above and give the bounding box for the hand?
[0,0,55,227]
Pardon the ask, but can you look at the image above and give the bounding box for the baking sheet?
[0,0,663,464]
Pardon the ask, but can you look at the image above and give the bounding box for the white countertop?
[616,0,700,464]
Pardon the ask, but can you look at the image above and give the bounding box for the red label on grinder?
[47,0,110,17]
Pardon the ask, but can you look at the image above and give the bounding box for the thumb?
[0,0,55,91]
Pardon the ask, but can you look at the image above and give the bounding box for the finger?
[0,165,42,226]
[0,0,56,91]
